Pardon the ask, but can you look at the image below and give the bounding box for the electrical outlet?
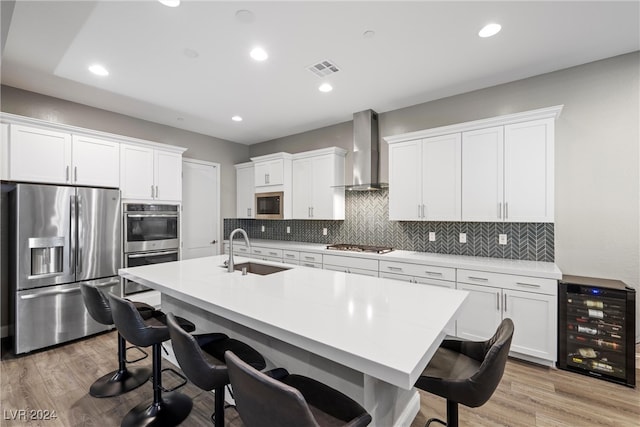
[459,233,467,243]
[322,228,328,236]
[498,234,507,245]
[286,226,291,234]
[428,232,436,242]
[261,225,265,232]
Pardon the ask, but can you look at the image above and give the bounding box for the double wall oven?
[123,203,179,295]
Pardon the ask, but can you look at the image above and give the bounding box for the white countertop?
[227,239,562,279]
[119,255,468,389]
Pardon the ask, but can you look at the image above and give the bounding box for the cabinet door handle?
[74,166,78,182]
[151,185,155,198]
[247,208,251,217]
[504,293,507,312]
[265,173,269,184]
[498,202,502,219]
[425,271,443,277]
[311,207,314,217]
[468,276,488,282]
[422,204,425,218]
[418,204,422,218]
[308,207,311,218]
[155,186,159,198]
[497,292,501,311]
[505,202,509,219]
[66,166,70,182]
[516,282,541,288]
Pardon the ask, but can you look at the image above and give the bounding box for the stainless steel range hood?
[344,109,388,191]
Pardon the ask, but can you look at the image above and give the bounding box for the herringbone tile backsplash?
[224,190,554,262]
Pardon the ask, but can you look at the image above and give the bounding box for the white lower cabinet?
[456,269,557,365]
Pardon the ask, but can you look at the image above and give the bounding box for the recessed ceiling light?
[478,23,501,38]
[88,64,109,76]
[158,0,180,7]
[363,30,376,39]
[318,83,333,93]
[250,47,268,61]
[232,115,243,122]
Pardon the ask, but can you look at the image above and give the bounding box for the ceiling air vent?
[307,60,340,78]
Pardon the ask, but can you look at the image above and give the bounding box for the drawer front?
[282,259,300,266]
[299,251,322,264]
[283,250,299,261]
[380,260,455,282]
[254,255,283,263]
[379,271,413,283]
[233,245,250,255]
[457,269,556,295]
[252,247,283,259]
[300,261,322,269]
[324,264,378,277]
[323,254,378,271]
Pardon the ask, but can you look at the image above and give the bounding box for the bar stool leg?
[121,343,192,427]
[89,333,151,398]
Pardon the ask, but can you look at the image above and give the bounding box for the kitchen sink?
[224,262,290,276]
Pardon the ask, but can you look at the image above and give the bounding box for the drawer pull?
[269,252,278,256]
[516,282,541,288]
[468,276,488,282]
[387,266,403,271]
[304,256,316,261]
[425,271,443,277]
[254,249,262,253]
[285,254,295,258]
[303,263,316,268]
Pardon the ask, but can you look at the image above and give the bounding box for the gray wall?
[0,85,250,332]
[251,52,640,340]
[0,85,250,221]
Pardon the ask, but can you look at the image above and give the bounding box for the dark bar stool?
[414,318,514,427]
[108,292,196,427]
[225,350,372,427]
[79,282,152,398]
[166,313,266,427]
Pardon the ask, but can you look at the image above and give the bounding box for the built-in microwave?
[255,192,284,219]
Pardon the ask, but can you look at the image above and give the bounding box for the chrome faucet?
[228,228,250,272]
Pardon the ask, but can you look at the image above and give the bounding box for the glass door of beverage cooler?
[558,277,636,388]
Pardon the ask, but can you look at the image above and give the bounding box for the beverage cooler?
[558,275,636,387]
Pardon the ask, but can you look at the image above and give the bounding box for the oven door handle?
[127,250,179,259]
[125,214,178,218]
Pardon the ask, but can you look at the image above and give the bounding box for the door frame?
[181,157,221,256]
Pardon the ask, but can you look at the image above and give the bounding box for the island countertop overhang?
[119,255,468,389]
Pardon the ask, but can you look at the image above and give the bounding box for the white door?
[461,126,504,221]
[455,282,503,341]
[504,119,554,222]
[422,133,461,221]
[182,159,220,260]
[388,140,422,220]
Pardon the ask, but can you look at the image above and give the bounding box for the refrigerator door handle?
[70,194,77,272]
[19,286,82,299]
[76,194,82,275]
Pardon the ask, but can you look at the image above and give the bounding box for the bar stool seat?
[108,292,195,427]
[225,350,372,427]
[166,313,266,427]
[80,282,152,398]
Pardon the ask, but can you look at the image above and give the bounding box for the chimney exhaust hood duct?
[345,109,388,191]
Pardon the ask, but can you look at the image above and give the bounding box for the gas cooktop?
[326,244,394,254]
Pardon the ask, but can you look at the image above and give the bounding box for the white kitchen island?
[119,255,468,427]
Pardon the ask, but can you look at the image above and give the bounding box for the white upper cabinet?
[71,135,119,187]
[7,125,72,185]
[389,134,461,221]
[462,126,504,221]
[235,162,255,218]
[292,148,346,220]
[503,119,554,222]
[387,106,561,223]
[255,159,284,187]
[6,125,119,187]
[462,118,555,222]
[121,144,182,201]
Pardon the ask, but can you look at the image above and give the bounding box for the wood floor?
[1,331,638,427]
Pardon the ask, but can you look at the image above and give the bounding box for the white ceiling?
[2,1,638,145]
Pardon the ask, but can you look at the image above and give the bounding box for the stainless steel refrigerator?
[10,183,121,354]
